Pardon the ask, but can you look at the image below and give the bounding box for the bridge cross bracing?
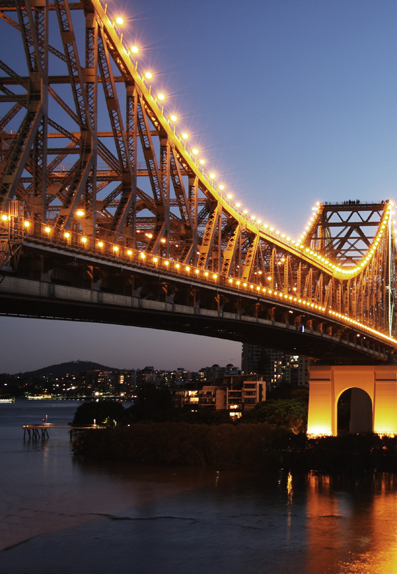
[0,0,396,363]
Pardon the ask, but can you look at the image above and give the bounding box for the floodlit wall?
[307,365,397,436]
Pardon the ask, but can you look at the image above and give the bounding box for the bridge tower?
[305,202,397,435]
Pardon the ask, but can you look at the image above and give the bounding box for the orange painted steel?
[0,0,396,357]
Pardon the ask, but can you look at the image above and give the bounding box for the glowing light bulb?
[45,226,51,233]
[24,221,30,228]
[98,241,104,248]
[235,203,241,208]
[182,133,189,140]
[192,148,199,155]
[157,93,165,100]
[219,185,225,191]
[115,16,124,25]
[199,159,205,165]
[170,115,177,122]
[145,72,152,80]
[226,194,233,199]
[64,232,70,239]
[81,236,87,243]
[209,173,216,179]
[76,209,85,217]
[131,46,139,54]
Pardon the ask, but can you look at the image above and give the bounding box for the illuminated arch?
[307,365,397,436]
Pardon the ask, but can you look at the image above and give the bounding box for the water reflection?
[2,402,397,573]
[305,474,397,574]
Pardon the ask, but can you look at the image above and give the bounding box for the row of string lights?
[100,3,302,240]
[102,4,397,278]
[0,206,395,346]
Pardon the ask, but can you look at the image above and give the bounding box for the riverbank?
[72,422,397,473]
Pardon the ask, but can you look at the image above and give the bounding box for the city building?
[241,343,310,388]
[169,374,265,418]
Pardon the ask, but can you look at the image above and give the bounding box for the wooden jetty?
[22,424,105,441]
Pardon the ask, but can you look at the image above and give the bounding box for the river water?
[1,400,397,574]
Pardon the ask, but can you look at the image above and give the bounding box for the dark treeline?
[71,384,397,473]
[72,424,397,473]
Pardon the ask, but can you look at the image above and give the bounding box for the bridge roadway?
[0,233,394,365]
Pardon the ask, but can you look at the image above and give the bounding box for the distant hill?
[17,360,118,378]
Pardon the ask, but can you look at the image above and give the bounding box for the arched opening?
[337,388,373,434]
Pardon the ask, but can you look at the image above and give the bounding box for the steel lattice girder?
[0,0,396,340]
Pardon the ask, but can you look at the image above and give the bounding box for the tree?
[126,384,174,422]
[242,399,308,433]
[72,401,126,426]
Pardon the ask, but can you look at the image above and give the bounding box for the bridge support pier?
[307,365,397,436]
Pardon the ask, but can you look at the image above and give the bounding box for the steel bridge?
[0,0,396,366]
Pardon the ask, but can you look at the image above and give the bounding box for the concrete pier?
[307,365,397,436]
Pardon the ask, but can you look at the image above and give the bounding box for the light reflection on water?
[1,401,397,574]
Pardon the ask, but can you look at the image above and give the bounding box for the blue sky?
[1,0,397,373]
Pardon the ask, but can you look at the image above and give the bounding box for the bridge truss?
[0,0,396,362]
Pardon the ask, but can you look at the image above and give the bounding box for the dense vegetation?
[71,383,397,473]
[72,424,397,473]
[73,422,295,469]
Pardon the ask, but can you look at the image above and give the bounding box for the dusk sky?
[1,0,397,374]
